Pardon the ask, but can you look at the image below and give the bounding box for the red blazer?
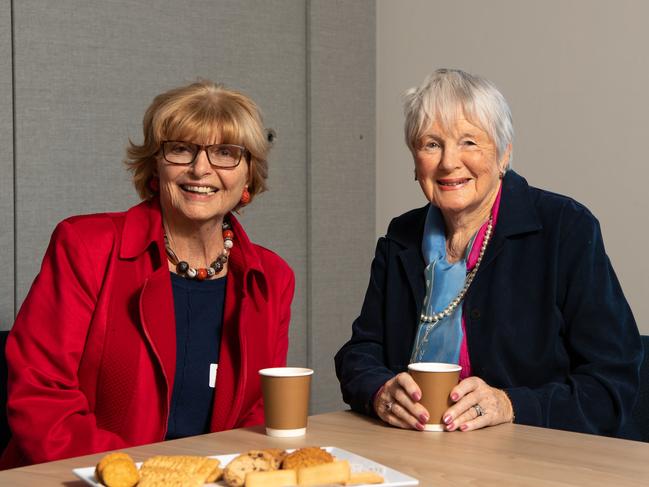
[0,199,295,468]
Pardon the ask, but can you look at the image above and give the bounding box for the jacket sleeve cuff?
[504,386,543,426]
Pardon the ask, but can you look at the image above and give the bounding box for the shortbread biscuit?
[100,458,139,487]
[245,469,298,487]
[282,447,334,470]
[224,452,274,487]
[206,464,224,482]
[344,471,385,485]
[297,460,351,486]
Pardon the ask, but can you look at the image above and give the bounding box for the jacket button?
[470,308,481,320]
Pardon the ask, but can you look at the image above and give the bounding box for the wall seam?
[305,0,313,372]
[10,0,16,320]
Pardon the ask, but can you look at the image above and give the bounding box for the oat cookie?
[281,447,334,470]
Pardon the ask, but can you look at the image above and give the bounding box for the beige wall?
[377,0,649,334]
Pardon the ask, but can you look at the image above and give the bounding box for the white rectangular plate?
[73,446,419,486]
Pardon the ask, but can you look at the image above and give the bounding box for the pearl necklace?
[419,215,493,323]
[164,221,233,281]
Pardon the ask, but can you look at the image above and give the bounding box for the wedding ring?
[385,401,393,412]
[473,404,485,417]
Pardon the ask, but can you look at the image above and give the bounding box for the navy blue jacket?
[335,171,642,438]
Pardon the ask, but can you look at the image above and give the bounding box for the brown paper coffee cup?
[408,362,462,431]
[259,367,313,437]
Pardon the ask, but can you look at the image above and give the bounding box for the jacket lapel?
[479,171,543,272]
[398,247,426,318]
[139,265,176,405]
[119,199,177,412]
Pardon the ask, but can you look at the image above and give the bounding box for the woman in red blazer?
[1,81,295,468]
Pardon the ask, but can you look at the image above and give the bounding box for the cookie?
[100,458,139,487]
[223,452,274,487]
[281,447,334,470]
[262,448,287,469]
[95,452,134,483]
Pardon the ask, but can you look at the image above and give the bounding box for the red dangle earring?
[240,187,251,205]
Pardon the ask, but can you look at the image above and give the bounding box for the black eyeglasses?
[161,141,249,168]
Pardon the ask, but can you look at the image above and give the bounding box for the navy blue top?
[166,273,226,440]
[335,170,642,439]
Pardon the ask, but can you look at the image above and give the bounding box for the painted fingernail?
[460,424,468,431]
[412,392,421,401]
[446,423,455,431]
[415,422,426,431]
[419,413,429,423]
[443,415,452,424]
[451,393,459,401]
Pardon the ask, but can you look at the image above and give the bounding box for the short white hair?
[403,69,513,167]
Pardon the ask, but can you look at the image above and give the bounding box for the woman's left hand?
[443,376,514,432]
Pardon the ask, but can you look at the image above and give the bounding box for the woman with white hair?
[335,68,642,437]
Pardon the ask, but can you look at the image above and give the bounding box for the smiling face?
[156,136,248,227]
[415,117,510,221]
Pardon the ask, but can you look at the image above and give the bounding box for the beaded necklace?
[164,220,234,281]
[419,215,493,324]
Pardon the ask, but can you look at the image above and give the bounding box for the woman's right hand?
[373,373,430,430]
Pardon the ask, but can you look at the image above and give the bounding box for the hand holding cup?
[373,372,430,431]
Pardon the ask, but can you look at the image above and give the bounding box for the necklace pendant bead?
[165,219,233,280]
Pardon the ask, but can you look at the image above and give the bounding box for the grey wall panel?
[0,1,13,330]
[13,0,307,364]
[308,0,376,413]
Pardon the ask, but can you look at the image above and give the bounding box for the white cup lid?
[408,362,462,373]
[259,367,314,377]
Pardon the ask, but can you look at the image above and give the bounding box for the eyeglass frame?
[160,140,250,168]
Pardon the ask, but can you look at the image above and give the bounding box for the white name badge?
[209,363,218,388]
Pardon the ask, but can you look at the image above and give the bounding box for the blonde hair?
[403,69,514,167]
[125,80,270,203]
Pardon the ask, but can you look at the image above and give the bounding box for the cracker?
[138,466,204,487]
[141,455,219,482]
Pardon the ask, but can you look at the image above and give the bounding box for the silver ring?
[473,404,485,417]
[385,401,393,412]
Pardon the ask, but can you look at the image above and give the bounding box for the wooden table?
[1,411,648,486]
